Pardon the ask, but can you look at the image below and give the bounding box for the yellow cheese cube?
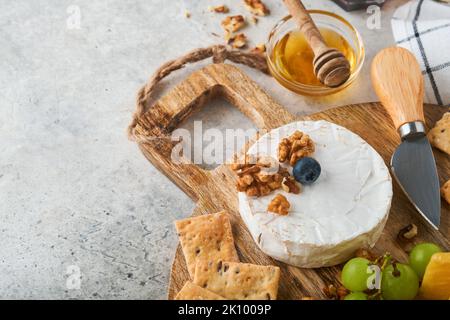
[420,252,450,300]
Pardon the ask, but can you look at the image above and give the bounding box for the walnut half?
[268,194,290,215]
[278,130,315,166]
[233,155,289,197]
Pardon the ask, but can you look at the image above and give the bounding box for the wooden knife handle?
[371,47,425,130]
[282,0,328,56]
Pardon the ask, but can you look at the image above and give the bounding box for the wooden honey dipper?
[283,0,351,87]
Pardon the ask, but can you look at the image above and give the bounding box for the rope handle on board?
[127,45,269,140]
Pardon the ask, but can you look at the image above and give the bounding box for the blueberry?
[292,157,321,184]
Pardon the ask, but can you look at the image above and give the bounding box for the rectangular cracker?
[193,260,280,300]
[428,112,450,155]
[175,281,226,300]
[175,211,239,278]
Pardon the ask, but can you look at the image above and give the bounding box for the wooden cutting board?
[132,63,450,300]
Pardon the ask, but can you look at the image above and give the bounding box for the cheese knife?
[371,47,441,229]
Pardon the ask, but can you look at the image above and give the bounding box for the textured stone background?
[0,0,405,299]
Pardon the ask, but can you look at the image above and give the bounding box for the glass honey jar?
[267,10,365,96]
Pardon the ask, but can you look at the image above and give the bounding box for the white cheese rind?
[238,120,392,268]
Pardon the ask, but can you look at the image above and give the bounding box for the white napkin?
[392,0,450,106]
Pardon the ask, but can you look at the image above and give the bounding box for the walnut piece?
[208,5,229,13]
[228,33,247,49]
[397,223,418,241]
[278,130,315,166]
[441,180,450,205]
[244,0,270,16]
[337,286,349,300]
[233,155,289,197]
[268,194,290,215]
[221,15,246,33]
[322,284,337,299]
[281,176,300,194]
[355,248,377,261]
[230,154,255,171]
[250,43,266,55]
[323,284,348,300]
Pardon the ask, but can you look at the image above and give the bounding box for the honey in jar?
[271,28,356,86]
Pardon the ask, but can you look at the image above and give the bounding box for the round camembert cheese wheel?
[238,120,393,268]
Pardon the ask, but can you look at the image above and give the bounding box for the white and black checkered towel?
[392,0,450,106]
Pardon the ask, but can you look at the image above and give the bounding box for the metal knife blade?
[391,135,441,229]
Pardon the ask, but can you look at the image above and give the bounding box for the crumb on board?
[249,15,258,25]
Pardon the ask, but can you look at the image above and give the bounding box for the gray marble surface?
[0,0,408,299]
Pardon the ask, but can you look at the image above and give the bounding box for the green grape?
[409,242,442,279]
[381,263,419,300]
[344,292,368,300]
[341,257,372,291]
